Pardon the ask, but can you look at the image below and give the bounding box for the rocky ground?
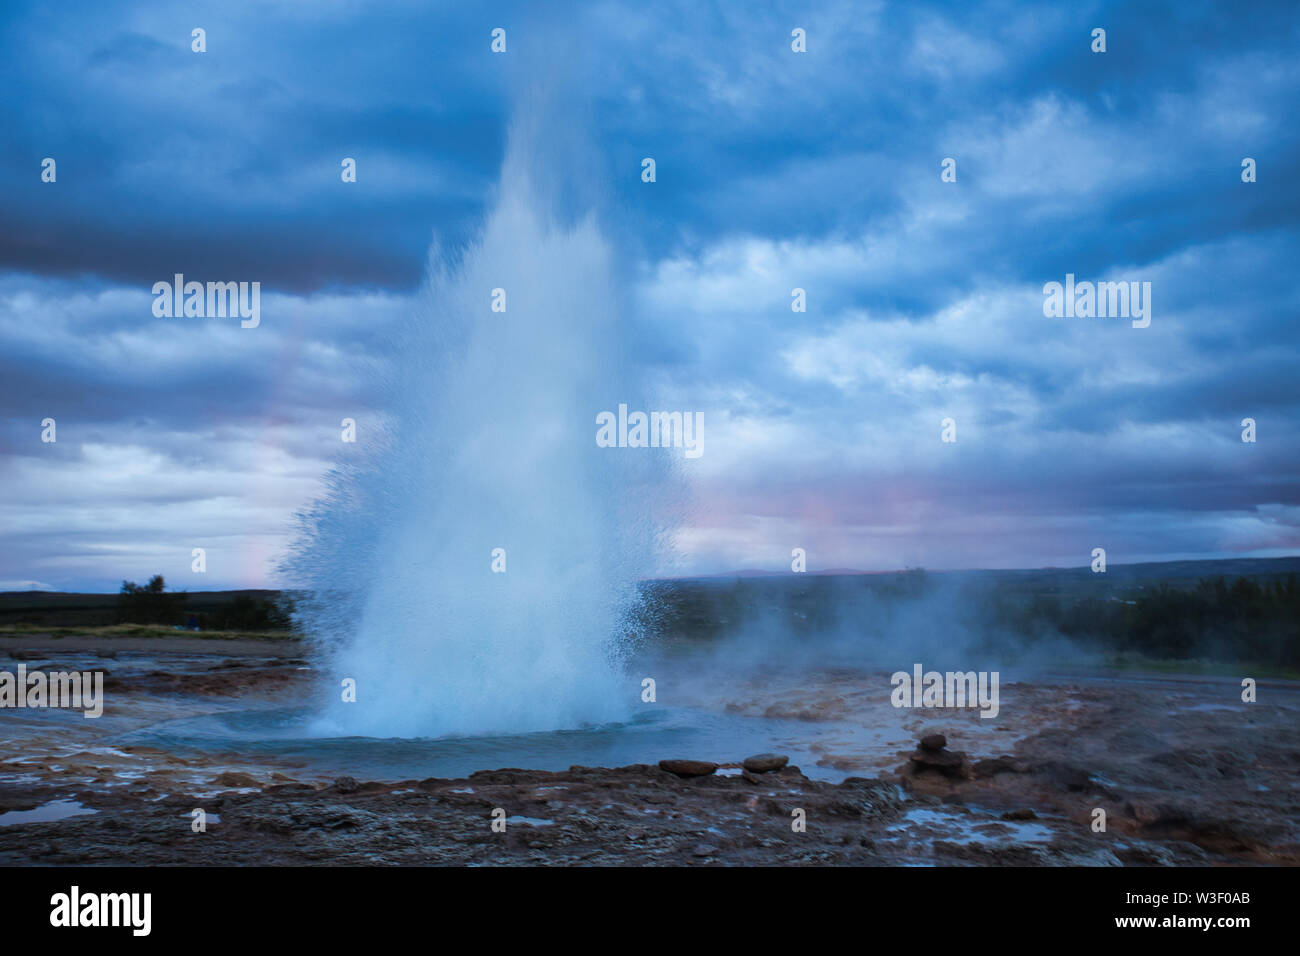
[1,635,1297,866]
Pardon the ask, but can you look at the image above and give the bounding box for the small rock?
[332,775,360,793]
[973,755,1029,777]
[920,734,947,752]
[911,749,963,769]
[908,748,972,780]
[742,753,789,773]
[659,759,718,778]
[741,769,765,785]
[1001,809,1038,821]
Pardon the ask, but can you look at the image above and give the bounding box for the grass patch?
[0,624,301,642]
[1099,653,1300,681]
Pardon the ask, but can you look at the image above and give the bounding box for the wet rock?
[741,770,765,785]
[211,771,261,789]
[1001,809,1038,821]
[826,799,864,817]
[692,843,718,857]
[973,755,1029,777]
[658,759,717,778]
[910,748,961,769]
[1116,841,1210,866]
[906,734,973,780]
[264,783,315,795]
[470,769,535,784]
[1039,761,1095,792]
[907,747,972,780]
[1152,748,1251,781]
[742,753,789,773]
[332,776,360,794]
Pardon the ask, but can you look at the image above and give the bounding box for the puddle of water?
[0,799,98,826]
[888,806,1053,847]
[1172,702,1243,714]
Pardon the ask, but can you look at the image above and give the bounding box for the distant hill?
[4,556,1298,632]
[700,556,1300,585]
[700,567,897,578]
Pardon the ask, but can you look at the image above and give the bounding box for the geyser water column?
[287,126,673,739]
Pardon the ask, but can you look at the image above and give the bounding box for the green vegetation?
[114,575,291,630]
[0,623,300,641]
[639,561,1300,673]
[992,575,1300,670]
[1096,653,1300,681]
[0,578,295,633]
[2,558,1297,672]
[117,575,187,625]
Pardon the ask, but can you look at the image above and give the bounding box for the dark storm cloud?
[0,0,508,290]
[3,0,1298,294]
[1,0,1298,587]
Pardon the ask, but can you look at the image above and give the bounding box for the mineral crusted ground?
[1,635,1296,866]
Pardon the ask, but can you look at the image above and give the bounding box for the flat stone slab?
[658,759,718,777]
[742,753,790,773]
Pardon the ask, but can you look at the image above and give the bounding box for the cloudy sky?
[2,0,1298,591]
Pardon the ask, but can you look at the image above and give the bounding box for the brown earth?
[1,639,1297,866]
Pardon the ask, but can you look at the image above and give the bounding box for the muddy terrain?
[1,635,1297,865]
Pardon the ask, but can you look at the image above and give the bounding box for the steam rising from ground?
[635,573,1104,708]
[285,119,673,738]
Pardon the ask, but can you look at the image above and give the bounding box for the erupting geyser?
[284,121,674,739]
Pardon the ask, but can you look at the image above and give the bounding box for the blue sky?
[2,0,1298,590]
